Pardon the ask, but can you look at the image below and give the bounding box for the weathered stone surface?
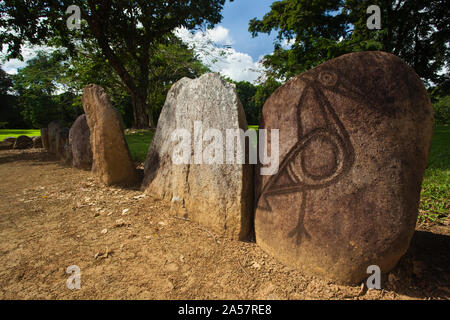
[142,73,253,240]
[32,136,42,148]
[69,114,92,170]
[55,128,70,162]
[254,52,434,284]
[0,137,16,150]
[82,84,137,186]
[13,135,33,149]
[48,121,62,154]
[40,128,49,150]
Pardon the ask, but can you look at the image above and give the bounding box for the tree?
[249,0,449,85]
[228,78,282,125]
[12,51,82,128]
[233,81,258,125]
[1,0,230,128]
[0,68,13,95]
[61,34,210,127]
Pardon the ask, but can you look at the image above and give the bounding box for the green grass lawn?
[419,125,449,224]
[0,129,41,141]
[124,130,154,162]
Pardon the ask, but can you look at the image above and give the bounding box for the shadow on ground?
[386,228,450,299]
[0,149,57,165]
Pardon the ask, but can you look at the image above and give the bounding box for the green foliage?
[61,35,209,127]
[12,52,83,128]
[233,81,258,125]
[147,36,211,125]
[419,125,450,224]
[252,78,282,118]
[227,78,282,125]
[0,129,41,140]
[124,130,154,162]
[430,81,450,125]
[249,0,449,84]
[0,69,13,95]
[1,0,230,128]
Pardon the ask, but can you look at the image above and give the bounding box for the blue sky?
[220,0,277,61]
[1,0,279,83]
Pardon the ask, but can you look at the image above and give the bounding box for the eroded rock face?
[0,137,16,150]
[13,135,33,149]
[142,73,253,240]
[82,84,137,186]
[48,121,62,154]
[32,136,42,148]
[55,127,70,161]
[69,114,92,170]
[40,128,49,150]
[254,51,434,284]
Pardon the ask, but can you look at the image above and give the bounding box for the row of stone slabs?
[57,51,435,285]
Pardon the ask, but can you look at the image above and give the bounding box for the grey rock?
[69,114,93,170]
[142,73,253,240]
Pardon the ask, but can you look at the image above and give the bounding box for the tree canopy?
[249,0,449,85]
[1,0,230,128]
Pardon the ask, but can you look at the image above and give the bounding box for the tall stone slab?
[40,128,49,150]
[142,73,253,240]
[69,114,93,170]
[254,52,434,284]
[82,84,137,186]
[48,121,61,154]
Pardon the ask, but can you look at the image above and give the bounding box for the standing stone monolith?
[142,73,253,240]
[41,128,49,150]
[55,127,70,161]
[69,114,92,170]
[254,51,434,284]
[82,84,137,186]
[48,121,61,154]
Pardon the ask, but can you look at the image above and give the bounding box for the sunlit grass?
[0,129,41,141]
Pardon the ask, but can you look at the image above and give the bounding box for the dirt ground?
[0,148,449,300]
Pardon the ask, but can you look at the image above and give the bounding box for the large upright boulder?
[13,135,33,149]
[48,121,62,154]
[82,84,137,186]
[69,114,92,169]
[254,51,434,284]
[142,73,253,240]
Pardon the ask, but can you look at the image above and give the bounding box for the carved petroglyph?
[257,70,355,245]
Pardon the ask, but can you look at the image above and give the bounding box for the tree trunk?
[131,91,151,129]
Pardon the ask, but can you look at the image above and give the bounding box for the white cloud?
[175,26,265,83]
[1,26,267,83]
[1,43,55,74]
[205,25,233,45]
[281,37,296,49]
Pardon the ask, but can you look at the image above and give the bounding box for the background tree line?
[0,0,448,129]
